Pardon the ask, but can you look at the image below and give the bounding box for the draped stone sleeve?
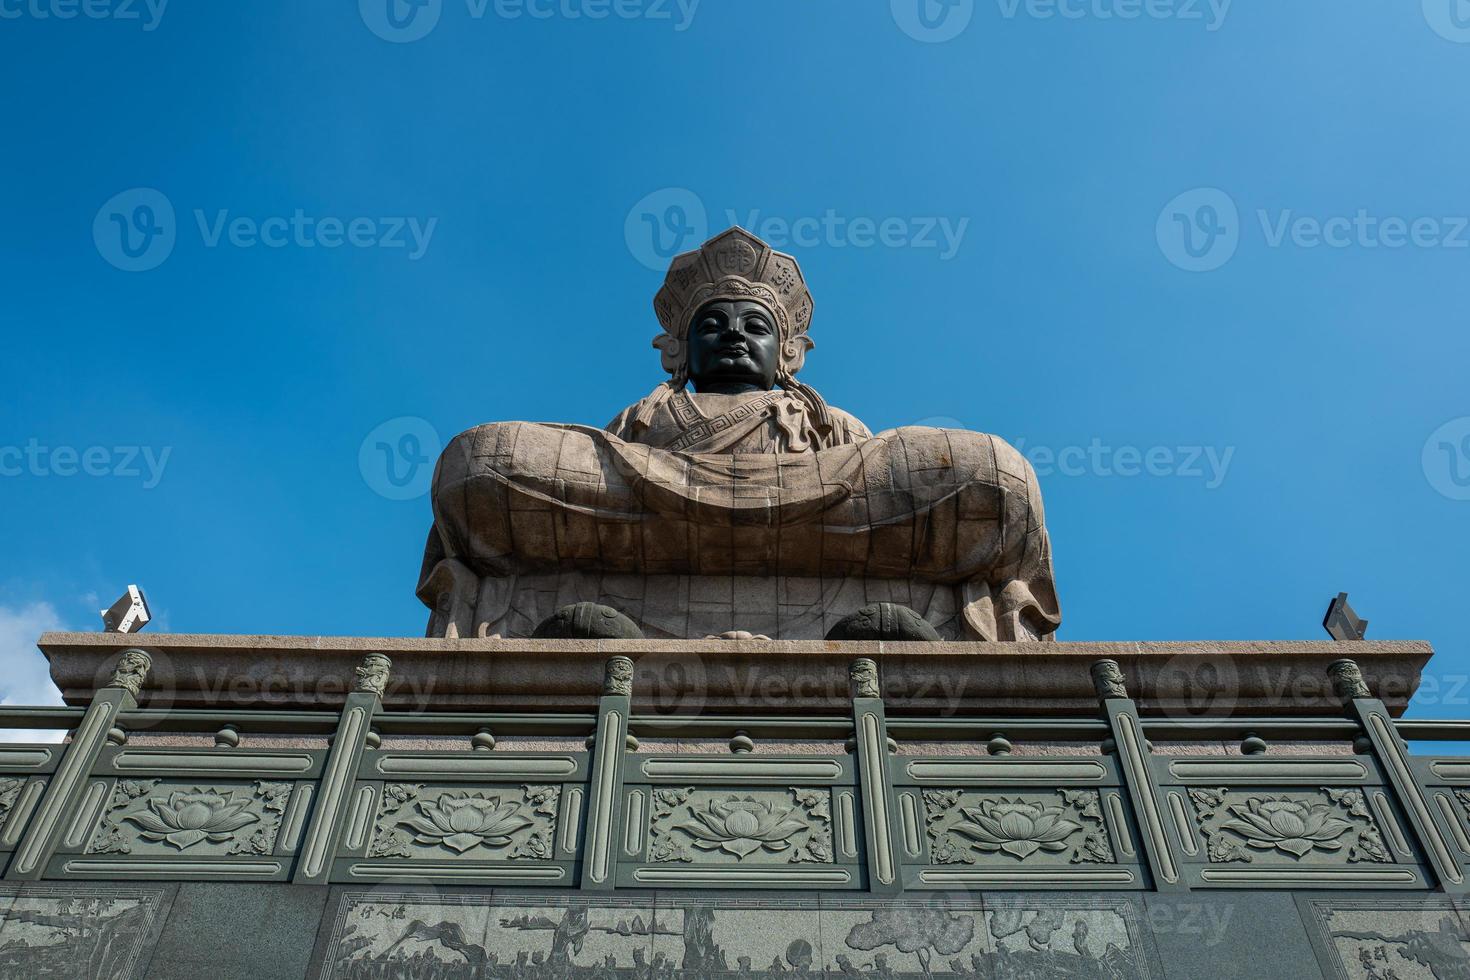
[957,436,1062,641]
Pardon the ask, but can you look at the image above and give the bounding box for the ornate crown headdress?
[652,227,815,383]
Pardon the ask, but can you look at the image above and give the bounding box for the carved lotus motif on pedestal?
[951,799,1083,860]
[123,790,260,850]
[1219,798,1353,858]
[399,792,533,854]
[676,796,810,859]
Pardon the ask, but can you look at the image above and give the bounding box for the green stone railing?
[0,650,1465,896]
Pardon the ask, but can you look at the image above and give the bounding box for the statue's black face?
[686,300,780,394]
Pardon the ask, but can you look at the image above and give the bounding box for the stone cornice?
[37,633,1430,718]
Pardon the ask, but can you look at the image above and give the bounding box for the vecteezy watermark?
[0,440,172,489]
[1423,417,1470,501]
[0,0,168,30]
[359,417,441,501]
[93,188,177,272]
[1158,187,1470,271]
[891,0,974,42]
[892,0,1229,41]
[1155,187,1240,272]
[624,188,969,271]
[359,0,698,42]
[1012,437,1236,488]
[1423,0,1470,43]
[994,0,1230,29]
[94,188,438,272]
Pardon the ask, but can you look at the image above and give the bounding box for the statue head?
[652,227,814,386]
[686,299,780,392]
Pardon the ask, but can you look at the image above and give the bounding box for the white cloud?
[0,601,68,743]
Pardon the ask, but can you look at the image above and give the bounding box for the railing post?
[1331,658,1467,892]
[1093,658,1187,892]
[6,649,150,880]
[579,656,633,890]
[292,653,388,884]
[849,658,901,894]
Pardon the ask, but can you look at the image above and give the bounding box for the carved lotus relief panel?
[85,778,292,856]
[647,787,834,865]
[1189,787,1394,865]
[922,789,1115,866]
[367,783,560,860]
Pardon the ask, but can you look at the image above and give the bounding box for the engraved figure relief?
[316,893,1160,979]
[1313,901,1470,980]
[0,777,30,836]
[85,778,291,856]
[0,886,171,980]
[646,787,833,865]
[923,788,1114,866]
[367,784,558,860]
[1190,787,1392,865]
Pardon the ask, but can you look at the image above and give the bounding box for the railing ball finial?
[1091,659,1129,701]
[354,653,392,697]
[1327,658,1370,704]
[105,648,152,699]
[849,658,880,700]
[603,656,634,698]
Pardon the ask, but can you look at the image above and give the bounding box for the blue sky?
[2,1,1469,719]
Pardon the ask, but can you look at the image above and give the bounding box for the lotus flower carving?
[398,792,533,854]
[676,796,810,859]
[951,799,1082,860]
[123,790,260,850]
[1219,798,1353,858]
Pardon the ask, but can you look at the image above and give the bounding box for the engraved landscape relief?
[646,786,833,865]
[0,884,171,980]
[922,788,1114,866]
[314,892,1159,978]
[1190,787,1393,865]
[1310,900,1470,979]
[85,778,292,856]
[366,783,560,860]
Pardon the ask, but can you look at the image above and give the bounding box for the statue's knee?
[532,602,644,640]
[825,603,940,642]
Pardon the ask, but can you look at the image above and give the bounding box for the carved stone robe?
[419,387,1061,641]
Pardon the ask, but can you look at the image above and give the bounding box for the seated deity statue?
[417,226,1061,641]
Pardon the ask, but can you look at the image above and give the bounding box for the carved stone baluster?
[1331,658,1466,892]
[580,656,634,891]
[1092,658,1186,892]
[849,658,901,894]
[292,653,389,885]
[7,649,151,880]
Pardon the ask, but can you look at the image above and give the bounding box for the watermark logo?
[1159,187,1470,271]
[891,0,974,42]
[359,0,442,42]
[94,188,176,272]
[360,0,699,41]
[1423,417,1470,501]
[625,190,970,270]
[0,440,172,489]
[1424,0,1470,43]
[359,417,441,500]
[625,187,708,272]
[93,188,439,271]
[1156,187,1239,272]
[995,0,1230,29]
[1012,436,1235,488]
[0,0,168,30]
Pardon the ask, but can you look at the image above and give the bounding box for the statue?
[417,227,1061,641]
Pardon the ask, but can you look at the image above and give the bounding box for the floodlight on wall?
[101,585,151,634]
